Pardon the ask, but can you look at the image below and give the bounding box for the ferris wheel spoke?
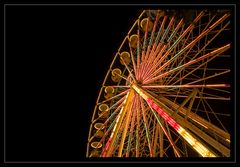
[139,96,153,156]
[167,18,184,43]
[135,94,141,157]
[141,44,167,81]
[152,126,158,157]
[149,11,160,45]
[118,93,135,157]
[133,84,230,156]
[156,125,163,157]
[151,118,157,156]
[157,95,230,141]
[197,91,228,100]
[165,122,182,157]
[162,53,186,86]
[143,11,161,67]
[162,94,230,101]
[161,16,175,44]
[151,98,226,157]
[142,84,229,89]
[139,14,166,82]
[149,105,181,157]
[126,99,137,157]
[102,90,135,157]
[144,13,229,84]
[178,26,191,51]
[111,67,130,82]
[163,87,222,99]
[127,36,137,75]
[141,16,150,64]
[186,69,230,85]
[98,89,129,105]
[142,11,205,83]
[143,18,184,81]
[139,47,154,82]
[199,93,212,123]
[119,53,137,83]
[165,21,230,86]
[169,13,229,71]
[147,41,228,85]
[136,22,141,80]
[155,15,167,45]
[144,44,230,85]
[88,9,231,157]
[94,119,117,151]
[142,87,230,101]
[94,104,128,155]
[141,14,167,78]
[105,85,130,88]
[140,41,161,81]
[167,61,226,86]
[139,20,149,79]
[164,136,182,157]
[133,84,183,157]
[200,93,228,132]
[92,99,127,145]
[207,87,230,94]
[191,108,230,117]
[96,94,126,122]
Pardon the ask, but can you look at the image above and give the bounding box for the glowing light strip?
[101,91,130,157]
[147,98,215,157]
[132,84,216,157]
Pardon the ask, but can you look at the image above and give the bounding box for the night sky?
[5,5,142,161]
[5,4,236,162]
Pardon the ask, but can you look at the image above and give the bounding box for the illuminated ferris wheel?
[86,9,231,157]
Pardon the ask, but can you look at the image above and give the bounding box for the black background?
[4,4,238,163]
[5,5,142,161]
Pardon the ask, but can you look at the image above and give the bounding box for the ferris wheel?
[86,9,231,157]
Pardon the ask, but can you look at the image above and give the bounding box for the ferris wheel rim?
[87,9,231,158]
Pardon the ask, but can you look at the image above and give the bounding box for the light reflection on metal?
[132,83,216,157]
[87,9,230,158]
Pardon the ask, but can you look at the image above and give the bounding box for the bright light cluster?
[147,98,180,131]
[132,84,216,157]
[146,98,216,157]
[101,90,133,157]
